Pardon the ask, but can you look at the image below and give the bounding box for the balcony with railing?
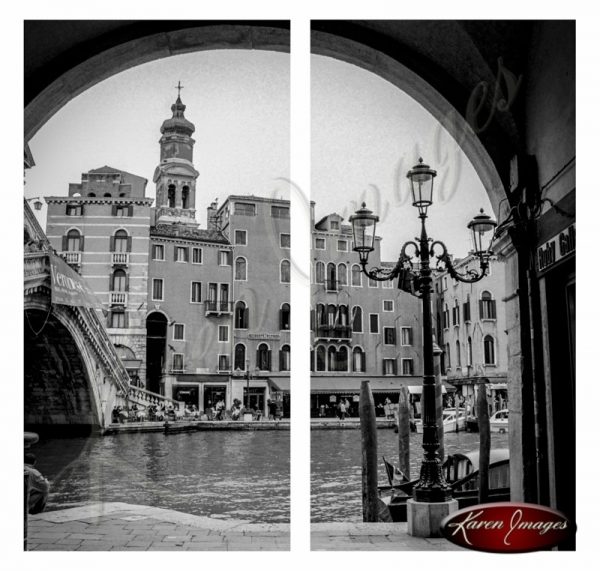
[109,292,128,306]
[205,300,234,316]
[314,324,352,342]
[60,251,81,266]
[112,252,129,266]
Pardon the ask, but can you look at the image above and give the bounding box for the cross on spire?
[175,81,184,99]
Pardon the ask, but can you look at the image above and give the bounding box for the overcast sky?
[25,49,291,227]
[312,55,493,260]
[25,49,491,261]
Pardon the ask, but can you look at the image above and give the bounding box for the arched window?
[280,260,290,283]
[279,344,291,371]
[352,306,363,333]
[338,305,349,326]
[467,337,473,366]
[280,303,290,330]
[445,343,451,369]
[316,303,326,326]
[103,192,112,197]
[310,349,315,372]
[235,301,248,329]
[352,347,366,372]
[114,229,128,252]
[182,185,190,209]
[168,184,176,208]
[327,346,337,371]
[327,262,337,291]
[338,263,347,286]
[257,343,271,371]
[234,343,246,371]
[480,291,497,319]
[327,304,337,326]
[337,346,349,372]
[235,257,247,280]
[453,299,460,326]
[484,335,495,365]
[351,264,362,287]
[87,192,96,197]
[315,261,325,284]
[66,229,81,251]
[112,269,127,292]
[456,340,461,367]
[316,345,326,371]
[443,303,450,328]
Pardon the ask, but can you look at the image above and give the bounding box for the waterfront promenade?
[27,503,462,551]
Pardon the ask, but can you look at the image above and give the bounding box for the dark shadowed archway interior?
[24,309,97,434]
[146,312,168,394]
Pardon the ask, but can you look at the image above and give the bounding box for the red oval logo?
[440,502,576,553]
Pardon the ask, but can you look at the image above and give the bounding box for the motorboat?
[414,408,466,433]
[377,448,510,522]
[490,409,509,433]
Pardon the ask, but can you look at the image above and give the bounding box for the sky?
[312,55,493,261]
[25,49,291,227]
[25,49,492,262]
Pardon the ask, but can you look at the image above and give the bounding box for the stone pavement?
[27,503,463,551]
[311,522,465,551]
[27,503,289,551]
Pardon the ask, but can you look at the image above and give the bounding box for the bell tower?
[153,82,199,226]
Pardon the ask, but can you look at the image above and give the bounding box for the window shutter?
[174,247,178,261]
[109,273,113,291]
[382,360,386,375]
[279,350,284,371]
[111,205,117,216]
[491,300,497,319]
[62,235,68,251]
[80,205,85,216]
[310,309,316,331]
[361,353,366,373]
[256,348,260,369]
[79,236,85,251]
[409,328,413,345]
[279,309,283,330]
[393,360,398,376]
[391,328,397,345]
[125,274,130,292]
[267,350,272,371]
[127,236,132,252]
[243,308,249,328]
[107,312,112,328]
[128,205,133,217]
[124,311,129,328]
[479,300,484,318]
[110,236,115,252]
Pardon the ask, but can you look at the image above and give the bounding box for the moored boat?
[414,408,466,433]
[377,448,510,522]
[490,409,509,433]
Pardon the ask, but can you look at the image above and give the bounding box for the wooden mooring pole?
[360,380,379,522]
[397,385,410,480]
[477,382,490,504]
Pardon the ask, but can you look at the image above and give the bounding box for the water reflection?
[33,431,290,523]
[311,429,509,522]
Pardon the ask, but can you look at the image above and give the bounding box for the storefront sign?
[50,253,102,308]
[537,224,575,273]
[248,333,281,340]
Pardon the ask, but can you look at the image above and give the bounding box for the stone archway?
[25,22,290,142]
[24,301,104,432]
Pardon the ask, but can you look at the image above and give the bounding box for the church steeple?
[153,83,199,227]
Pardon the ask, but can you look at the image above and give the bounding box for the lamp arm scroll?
[359,241,419,282]
[431,240,489,283]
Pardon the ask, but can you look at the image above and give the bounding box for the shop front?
[269,378,290,418]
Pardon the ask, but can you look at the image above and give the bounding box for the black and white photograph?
[23,20,291,552]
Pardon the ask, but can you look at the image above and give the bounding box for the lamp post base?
[406,498,458,538]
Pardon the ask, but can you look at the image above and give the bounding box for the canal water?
[311,428,509,522]
[32,431,290,523]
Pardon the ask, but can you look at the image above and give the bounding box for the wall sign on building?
[537,224,575,274]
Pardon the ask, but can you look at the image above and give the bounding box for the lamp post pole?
[349,158,497,534]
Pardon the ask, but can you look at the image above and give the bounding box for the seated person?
[24,453,49,515]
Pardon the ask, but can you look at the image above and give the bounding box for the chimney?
[207,199,219,231]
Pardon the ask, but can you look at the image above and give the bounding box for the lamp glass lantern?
[406,158,437,216]
[467,208,497,257]
[349,203,379,264]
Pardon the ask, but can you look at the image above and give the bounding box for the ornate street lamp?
[350,158,496,510]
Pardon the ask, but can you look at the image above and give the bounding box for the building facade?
[432,254,508,409]
[309,203,427,417]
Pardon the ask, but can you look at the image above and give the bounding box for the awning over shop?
[269,378,290,392]
[407,382,455,395]
[173,374,227,384]
[488,383,507,390]
[310,377,455,394]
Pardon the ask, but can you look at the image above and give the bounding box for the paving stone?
[31,544,70,551]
